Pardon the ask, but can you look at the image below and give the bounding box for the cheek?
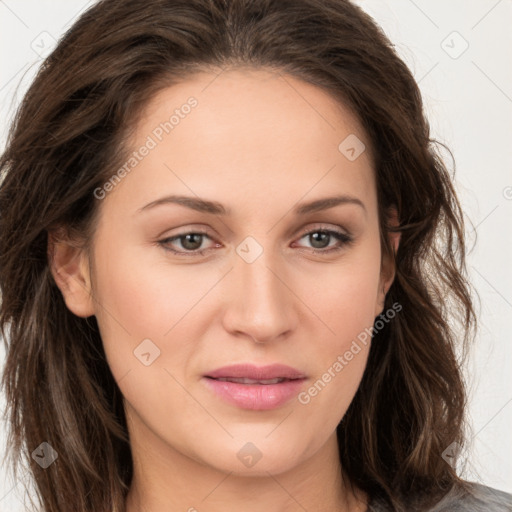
[313,246,382,342]
[93,235,203,327]
[90,239,198,376]
[298,243,381,411]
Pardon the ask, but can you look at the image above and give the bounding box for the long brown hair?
[0,0,477,510]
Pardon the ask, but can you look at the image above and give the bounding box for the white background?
[1,0,511,509]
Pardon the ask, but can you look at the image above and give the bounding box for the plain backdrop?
[1,0,511,510]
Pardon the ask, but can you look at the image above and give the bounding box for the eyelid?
[158,228,217,252]
[293,225,353,254]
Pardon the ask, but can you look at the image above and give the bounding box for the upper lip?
[205,364,306,380]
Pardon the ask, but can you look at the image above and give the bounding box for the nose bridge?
[223,238,296,342]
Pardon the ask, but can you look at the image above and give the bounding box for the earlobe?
[48,230,95,318]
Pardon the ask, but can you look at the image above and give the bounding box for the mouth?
[204,363,306,381]
[202,364,307,410]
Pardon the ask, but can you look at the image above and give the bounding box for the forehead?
[138,67,371,159]
[107,68,377,218]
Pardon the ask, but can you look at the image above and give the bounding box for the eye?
[158,230,218,257]
[157,225,354,257]
[293,227,354,254]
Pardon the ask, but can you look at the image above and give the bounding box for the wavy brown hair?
[0,0,477,511]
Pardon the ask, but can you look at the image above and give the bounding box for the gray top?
[366,482,512,511]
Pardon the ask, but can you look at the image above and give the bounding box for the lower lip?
[202,377,306,410]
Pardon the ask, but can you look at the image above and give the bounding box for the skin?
[50,68,400,512]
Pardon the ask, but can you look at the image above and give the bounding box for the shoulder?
[367,482,512,511]
[430,482,512,512]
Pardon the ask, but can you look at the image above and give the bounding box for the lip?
[202,364,307,410]
[205,363,306,380]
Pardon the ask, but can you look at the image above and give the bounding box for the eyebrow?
[137,194,366,216]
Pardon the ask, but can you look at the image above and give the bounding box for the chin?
[195,435,311,477]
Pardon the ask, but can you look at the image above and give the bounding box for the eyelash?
[157,227,354,258]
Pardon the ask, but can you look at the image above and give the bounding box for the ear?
[48,229,95,318]
[374,206,401,317]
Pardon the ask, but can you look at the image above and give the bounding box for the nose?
[221,246,298,345]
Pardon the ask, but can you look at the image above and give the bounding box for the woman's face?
[61,68,396,478]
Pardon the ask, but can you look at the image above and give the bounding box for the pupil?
[182,234,202,250]
[311,231,329,249]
